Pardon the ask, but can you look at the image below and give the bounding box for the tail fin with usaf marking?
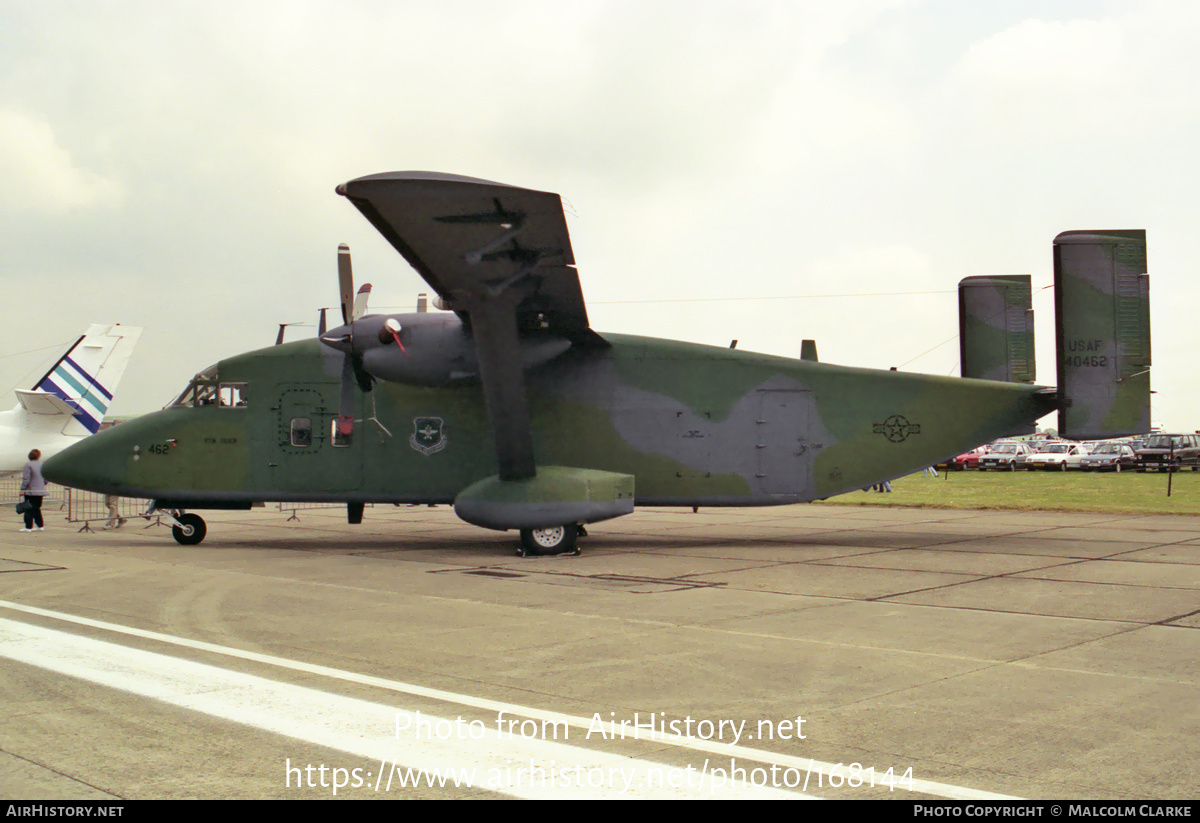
[1054,230,1150,439]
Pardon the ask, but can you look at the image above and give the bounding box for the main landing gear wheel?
[172,513,207,546]
[519,524,580,557]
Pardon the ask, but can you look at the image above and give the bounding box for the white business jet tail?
[17,324,142,435]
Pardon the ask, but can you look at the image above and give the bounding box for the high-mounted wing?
[337,171,603,482]
[336,171,599,343]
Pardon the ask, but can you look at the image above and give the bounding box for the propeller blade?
[352,355,374,393]
[337,355,356,436]
[352,283,372,322]
[338,243,353,325]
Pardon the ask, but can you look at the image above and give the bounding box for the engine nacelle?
[327,312,572,388]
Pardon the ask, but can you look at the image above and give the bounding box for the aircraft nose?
[43,435,114,493]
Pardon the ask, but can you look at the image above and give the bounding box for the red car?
[941,446,988,470]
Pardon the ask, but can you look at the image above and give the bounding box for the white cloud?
[0,109,122,215]
[956,18,1123,88]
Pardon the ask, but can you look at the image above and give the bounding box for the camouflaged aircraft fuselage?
[48,332,1057,508]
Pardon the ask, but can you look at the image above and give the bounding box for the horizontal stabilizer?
[1054,230,1150,439]
[958,275,1034,382]
[15,390,78,417]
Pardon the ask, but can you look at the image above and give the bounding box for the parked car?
[938,446,988,471]
[978,442,1034,471]
[1080,442,1138,472]
[1013,446,1038,470]
[1135,434,1200,472]
[1026,442,1091,471]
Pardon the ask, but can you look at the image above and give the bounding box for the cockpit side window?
[170,380,217,407]
[219,383,249,407]
[169,365,220,408]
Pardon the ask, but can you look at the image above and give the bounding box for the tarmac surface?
[0,501,1197,799]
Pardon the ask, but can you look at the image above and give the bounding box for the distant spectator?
[20,449,46,532]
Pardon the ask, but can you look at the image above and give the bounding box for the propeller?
[320,243,375,436]
[338,243,354,323]
[319,244,421,435]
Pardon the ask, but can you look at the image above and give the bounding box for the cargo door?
[755,389,811,495]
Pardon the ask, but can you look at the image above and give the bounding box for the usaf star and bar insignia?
[873,414,921,443]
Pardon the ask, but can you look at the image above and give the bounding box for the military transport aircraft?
[42,173,1150,554]
[0,324,141,471]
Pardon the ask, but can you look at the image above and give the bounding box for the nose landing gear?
[168,512,207,545]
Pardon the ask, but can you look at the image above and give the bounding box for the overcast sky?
[1,0,1195,431]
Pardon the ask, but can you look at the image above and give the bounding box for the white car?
[1025,442,1090,471]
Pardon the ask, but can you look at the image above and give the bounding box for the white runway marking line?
[0,599,1019,800]
[0,616,801,798]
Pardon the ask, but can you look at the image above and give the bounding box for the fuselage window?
[331,420,352,448]
[219,383,248,407]
[291,417,313,447]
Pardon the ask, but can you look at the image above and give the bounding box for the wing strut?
[460,289,536,481]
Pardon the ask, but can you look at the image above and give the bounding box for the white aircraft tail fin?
[20,324,143,434]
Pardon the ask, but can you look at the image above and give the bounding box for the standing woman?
[20,449,46,532]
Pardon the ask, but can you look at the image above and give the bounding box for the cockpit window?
[169,366,248,408]
[169,365,218,407]
[219,383,248,407]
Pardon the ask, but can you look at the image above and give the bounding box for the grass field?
[816,467,1200,515]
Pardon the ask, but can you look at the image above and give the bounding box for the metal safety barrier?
[63,488,155,532]
[1,473,66,510]
[49,490,384,533]
[275,501,346,521]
